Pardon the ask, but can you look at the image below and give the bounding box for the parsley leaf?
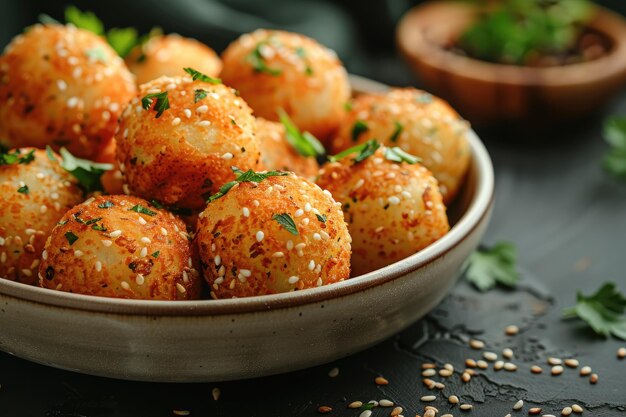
[465,242,519,292]
[277,108,325,158]
[562,282,626,340]
[602,116,626,181]
[294,47,313,75]
[129,204,157,216]
[141,91,169,118]
[389,121,404,143]
[272,213,299,235]
[316,214,327,223]
[183,67,221,84]
[352,120,369,142]
[64,231,79,246]
[206,168,288,202]
[48,146,113,193]
[17,184,29,194]
[151,251,160,258]
[106,27,139,58]
[384,147,421,164]
[329,139,380,163]
[98,200,114,209]
[64,6,104,35]
[194,89,209,103]
[91,223,107,232]
[247,42,282,76]
[0,147,35,166]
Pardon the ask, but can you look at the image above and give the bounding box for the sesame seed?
[121,281,130,290]
[95,261,102,272]
[138,217,147,226]
[287,240,294,250]
[109,230,122,238]
[529,408,542,415]
[176,283,186,293]
[562,407,572,416]
[214,255,221,266]
[388,196,401,205]
[288,276,299,284]
[161,227,168,236]
[242,207,250,217]
[140,247,148,257]
[272,252,284,257]
[316,278,323,286]
[513,400,524,410]
[57,79,67,91]
[304,203,312,212]
[21,269,32,277]
[74,250,83,257]
[25,228,36,235]
[307,260,315,271]
[184,108,192,118]
[422,363,436,369]
[543,415,556,417]
[547,357,562,366]
[476,360,488,369]
[379,399,393,407]
[313,233,321,241]
[449,395,459,404]
[256,231,264,242]
[465,359,477,368]
[504,362,517,371]
[469,339,484,349]
[484,351,498,361]
[618,347,626,359]
[136,274,145,285]
[240,269,251,277]
[295,243,306,250]
[421,395,436,402]
[589,373,598,384]
[425,410,436,417]
[564,359,579,368]
[391,406,403,416]
[41,249,48,260]
[461,372,471,382]
[579,366,591,376]
[67,96,79,108]
[348,401,363,408]
[0,252,6,264]
[302,218,310,226]
[101,240,112,247]
[571,404,583,413]
[295,209,304,217]
[422,369,436,377]
[551,365,563,375]
[196,104,208,113]
[439,369,452,377]
[434,382,445,390]
[198,120,211,127]
[494,361,504,371]
[359,411,372,417]
[459,404,473,411]
[317,406,332,414]
[503,348,514,359]
[172,117,181,126]
[172,411,190,416]
[212,387,220,401]
[327,367,339,378]
[505,325,519,335]
[531,365,543,374]
[221,152,233,160]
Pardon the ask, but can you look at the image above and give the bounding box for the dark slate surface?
[2,1,626,416]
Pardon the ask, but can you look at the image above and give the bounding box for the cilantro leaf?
[49,146,113,193]
[272,213,299,235]
[465,242,519,292]
[206,168,288,202]
[64,6,104,35]
[384,147,421,165]
[183,67,221,84]
[352,120,369,142]
[64,231,79,246]
[602,116,626,181]
[247,42,282,76]
[129,204,156,216]
[277,108,325,158]
[389,121,403,143]
[141,91,170,118]
[329,139,380,163]
[194,89,209,103]
[0,148,35,166]
[106,27,139,58]
[562,282,626,340]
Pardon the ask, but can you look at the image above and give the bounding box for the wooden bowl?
[396,1,626,127]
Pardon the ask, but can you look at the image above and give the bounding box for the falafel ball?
[126,34,222,85]
[196,172,351,298]
[0,24,136,160]
[0,148,83,285]
[317,144,449,276]
[257,118,319,179]
[331,88,471,203]
[39,195,201,300]
[221,29,350,142]
[115,75,260,210]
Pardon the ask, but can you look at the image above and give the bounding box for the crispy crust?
[220,29,351,142]
[331,88,471,203]
[39,195,202,300]
[0,24,136,159]
[316,146,449,276]
[115,75,260,209]
[0,148,83,285]
[195,173,351,298]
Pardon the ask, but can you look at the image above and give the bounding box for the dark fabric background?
[2,0,624,87]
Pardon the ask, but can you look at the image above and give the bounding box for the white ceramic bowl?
[0,76,494,382]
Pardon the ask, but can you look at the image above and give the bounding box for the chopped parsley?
[183,67,221,84]
[84,217,102,225]
[0,147,35,166]
[194,89,209,103]
[562,282,626,340]
[106,27,139,58]
[47,146,113,193]
[98,200,115,209]
[329,139,380,163]
[352,120,369,142]
[206,168,288,202]
[91,223,107,232]
[129,204,157,216]
[247,41,282,76]
[141,91,170,118]
[465,242,519,292]
[150,199,164,209]
[277,108,325,158]
[272,213,299,235]
[602,116,626,181]
[389,121,404,143]
[384,147,421,164]
[316,214,327,223]
[17,184,29,194]
[64,231,79,246]
[295,47,313,75]
[64,5,104,35]
[85,47,107,63]
[151,251,160,258]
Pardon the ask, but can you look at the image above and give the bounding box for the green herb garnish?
[384,147,421,165]
[129,205,157,216]
[98,200,114,209]
[602,116,626,181]
[352,120,369,142]
[194,89,209,103]
[141,91,170,118]
[207,168,288,202]
[316,214,327,223]
[91,224,107,232]
[247,42,282,76]
[465,242,519,292]
[277,108,325,158]
[85,47,107,62]
[0,147,35,166]
[151,251,160,258]
[64,231,79,246]
[183,67,221,84]
[389,121,403,143]
[562,282,626,340]
[272,213,299,235]
[48,146,112,193]
[64,5,104,35]
[329,139,380,163]
[84,217,102,225]
[17,184,29,194]
[106,27,139,58]
[295,47,313,75]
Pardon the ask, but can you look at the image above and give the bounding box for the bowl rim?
[396,1,626,87]
[0,77,495,316]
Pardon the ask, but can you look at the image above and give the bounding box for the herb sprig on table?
[602,116,626,181]
[465,242,519,292]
